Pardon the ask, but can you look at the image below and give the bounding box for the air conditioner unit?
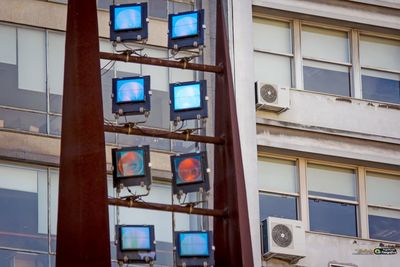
[255,82,290,112]
[261,217,306,264]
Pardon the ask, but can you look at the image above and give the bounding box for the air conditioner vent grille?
[260,84,278,103]
[272,224,292,248]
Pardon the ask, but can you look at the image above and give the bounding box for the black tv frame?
[175,231,215,267]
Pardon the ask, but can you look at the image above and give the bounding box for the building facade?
[0,0,399,267]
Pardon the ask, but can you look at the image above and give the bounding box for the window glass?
[307,164,356,201]
[368,207,400,242]
[149,0,168,19]
[0,108,47,134]
[360,35,400,71]
[0,164,48,251]
[302,26,349,63]
[366,172,400,208]
[142,47,169,92]
[258,157,298,193]
[259,193,297,221]
[303,60,351,96]
[253,18,292,54]
[254,52,292,87]
[0,251,49,267]
[170,67,195,83]
[0,25,16,65]
[361,69,400,104]
[309,199,357,236]
[17,28,46,94]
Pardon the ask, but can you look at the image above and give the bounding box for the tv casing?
[116,225,156,264]
[169,80,208,122]
[175,231,215,267]
[110,3,148,42]
[168,10,205,50]
[170,151,210,195]
[112,145,152,188]
[112,76,151,116]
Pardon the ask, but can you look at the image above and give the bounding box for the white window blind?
[253,18,292,54]
[360,35,400,71]
[48,31,65,95]
[366,172,400,208]
[254,52,292,87]
[258,157,298,193]
[0,25,16,65]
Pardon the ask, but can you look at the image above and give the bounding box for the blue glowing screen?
[116,149,145,178]
[173,83,201,111]
[114,5,142,31]
[179,232,209,257]
[171,12,199,39]
[121,226,151,250]
[116,78,145,104]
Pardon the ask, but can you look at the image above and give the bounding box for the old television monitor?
[175,231,214,267]
[170,151,209,195]
[169,80,208,122]
[116,225,156,263]
[110,3,148,42]
[168,10,205,50]
[112,76,151,116]
[112,145,151,188]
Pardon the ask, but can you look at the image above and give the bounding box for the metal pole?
[99,52,224,74]
[108,198,225,218]
[56,1,111,266]
[104,124,225,145]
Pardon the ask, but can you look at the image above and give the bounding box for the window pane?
[254,52,292,87]
[17,28,46,93]
[368,207,400,242]
[302,26,349,63]
[0,108,47,134]
[0,164,48,251]
[0,250,49,267]
[149,0,168,19]
[360,35,400,71]
[309,199,357,236]
[307,163,356,201]
[142,48,169,92]
[170,67,195,83]
[303,60,351,96]
[366,172,400,208]
[253,18,292,54]
[0,25,16,65]
[48,31,65,114]
[361,69,400,104]
[117,134,171,151]
[259,193,297,221]
[258,157,298,193]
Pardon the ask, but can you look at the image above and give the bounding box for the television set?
[175,231,214,267]
[112,76,151,116]
[116,225,156,264]
[112,145,151,188]
[168,10,205,50]
[170,151,209,195]
[169,80,208,122]
[110,3,148,42]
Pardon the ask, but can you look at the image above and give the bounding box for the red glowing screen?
[174,155,203,185]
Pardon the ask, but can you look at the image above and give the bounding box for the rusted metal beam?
[104,124,225,145]
[108,198,225,217]
[100,51,224,74]
[56,1,111,267]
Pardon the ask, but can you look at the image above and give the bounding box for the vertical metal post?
[213,0,254,266]
[56,1,111,266]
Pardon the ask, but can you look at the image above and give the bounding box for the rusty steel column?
[213,0,254,266]
[56,1,111,267]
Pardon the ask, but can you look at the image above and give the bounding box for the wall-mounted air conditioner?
[255,82,290,113]
[261,217,306,264]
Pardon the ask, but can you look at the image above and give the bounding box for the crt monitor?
[110,3,148,42]
[178,232,209,257]
[112,76,151,115]
[168,10,205,49]
[120,225,153,251]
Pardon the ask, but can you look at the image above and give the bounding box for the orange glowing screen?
[116,150,145,177]
[174,155,203,185]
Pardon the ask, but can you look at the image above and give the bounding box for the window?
[360,35,400,104]
[366,172,400,242]
[307,163,358,237]
[258,157,298,221]
[302,25,351,96]
[253,18,293,87]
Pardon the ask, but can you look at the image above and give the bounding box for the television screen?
[114,5,142,31]
[116,78,145,104]
[116,149,145,178]
[179,232,209,257]
[173,83,201,111]
[171,12,199,39]
[120,226,151,251]
[174,154,204,185]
